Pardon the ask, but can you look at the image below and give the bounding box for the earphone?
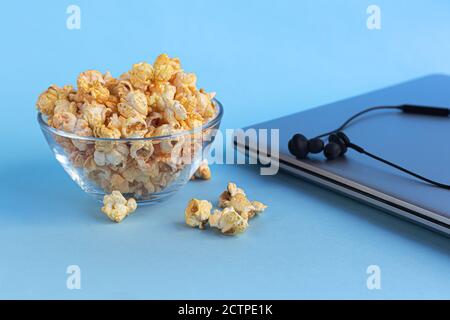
[288,104,450,190]
[289,131,350,160]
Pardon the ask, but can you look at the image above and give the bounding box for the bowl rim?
[38,98,223,141]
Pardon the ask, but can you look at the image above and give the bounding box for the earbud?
[307,138,325,154]
[288,131,351,160]
[328,133,347,155]
[336,131,350,146]
[288,134,325,159]
[288,134,309,158]
[323,142,342,160]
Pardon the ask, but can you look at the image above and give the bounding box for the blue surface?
[0,0,449,299]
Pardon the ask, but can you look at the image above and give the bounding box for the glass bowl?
[38,99,223,204]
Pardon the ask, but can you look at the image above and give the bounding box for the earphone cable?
[314,106,401,139]
[349,143,450,190]
[294,104,450,189]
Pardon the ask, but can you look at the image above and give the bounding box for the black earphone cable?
[305,104,450,189]
[349,143,450,190]
[314,106,401,139]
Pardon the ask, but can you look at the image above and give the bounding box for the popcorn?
[185,199,212,229]
[36,85,75,116]
[52,112,77,132]
[137,159,160,177]
[77,70,105,90]
[191,160,211,180]
[153,54,180,82]
[36,53,218,206]
[70,149,93,168]
[101,190,137,223]
[219,182,267,219]
[173,71,197,90]
[84,156,112,183]
[251,201,268,214]
[93,124,121,139]
[103,71,117,90]
[110,80,132,99]
[164,101,187,125]
[197,90,216,119]
[175,91,198,114]
[107,113,122,131]
[120,161,142,182]
[77,70,110,103]
[151,124,174,154]
[218,182,245,206]
[128,62,154,91]
[36,86,59,116]
[124,90,149,117]
[223,194,255,219]
[94,142,129,167]
[80,102,110,128]
[145,111,163,128]
[209,207,249,235]
[130,141,154,162]
[72,119,93,151]
[73,119,92,137]
[184,183,267,236]
[120,116,147,138]
[54,99,77,115]
[110,173,130,193]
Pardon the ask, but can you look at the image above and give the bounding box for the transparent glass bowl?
[38,99,223,204]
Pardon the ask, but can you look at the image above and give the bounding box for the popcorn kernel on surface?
[185,198,212,229]
[251,200,268,213]
[209,207,249,235]
[218,182,267,219]
[192,160,211,180]
[101,190,137,223]
[183,182,268,236]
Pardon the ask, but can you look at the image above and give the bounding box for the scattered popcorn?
[218,182,245,207]
[191,160,211,180]
[184,182,267,236]
[251,200,268,214]
[225,193,256,220]
[219,183,267,219]
[36,54,219,204]
[185,199,212,229]
[209,207,249,235]
[101,190,137,223]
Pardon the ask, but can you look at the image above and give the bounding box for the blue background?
[0,0,449,299]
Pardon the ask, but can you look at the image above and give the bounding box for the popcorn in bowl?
[37,54,223,206]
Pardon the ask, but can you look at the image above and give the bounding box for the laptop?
[234,74,450,236]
